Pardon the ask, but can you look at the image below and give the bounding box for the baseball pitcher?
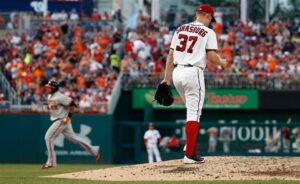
[42,80,100,169]
[161,4,226,164]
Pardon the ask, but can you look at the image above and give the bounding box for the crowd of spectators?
[1,8,300,112]
[121,12,300,90]
[0,19,122,113]
[206,17,300,89]
[46,9,111,22]
[0,8,113,31]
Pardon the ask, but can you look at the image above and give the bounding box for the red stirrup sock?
[185,121,199,157]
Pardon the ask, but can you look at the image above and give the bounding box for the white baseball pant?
[146,144,161,163]
[222,139,230,153]
[45,120,99,166]
[172,66,205,121]
[208,137,217,153]
[296,139,300,152]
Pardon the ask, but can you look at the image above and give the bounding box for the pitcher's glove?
[154,83,174,106]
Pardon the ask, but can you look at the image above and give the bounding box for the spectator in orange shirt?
[95,73,106,89]
[97,31,111,50]
[32,66,43,81]
[248,57,256,69]
[222,42,232,60]
[73,37,85,52]
[213,22,222,35]
[267,54,277,72]
[72,24,82,38]
[43,50,55,60]
[76,74,86,89]
[48,36,59,50]
[267,21,274,33]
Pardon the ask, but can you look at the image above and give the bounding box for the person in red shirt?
[154,59,164,75]
[167,136,180,151]
[124,39,133,54]
[90,9,101,21]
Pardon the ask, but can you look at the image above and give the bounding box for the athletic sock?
[185,121,199,157]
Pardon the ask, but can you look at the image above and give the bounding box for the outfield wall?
[0,114,113,164]
[113,90,300,163]
[2,89,300,164]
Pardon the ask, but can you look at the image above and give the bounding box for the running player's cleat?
[41,164,54,169]
[95,152,101,163]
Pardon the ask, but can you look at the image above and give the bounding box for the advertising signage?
[133,89,258,110]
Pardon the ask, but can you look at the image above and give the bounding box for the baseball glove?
[154,83,174,106]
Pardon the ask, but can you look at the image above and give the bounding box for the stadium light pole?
[265,0,270,22]
[43,0,48,18]
[240,0,247,24]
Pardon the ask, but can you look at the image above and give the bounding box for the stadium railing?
[0,70,20,104]
[122,72,300,90]
[108,73,123,114]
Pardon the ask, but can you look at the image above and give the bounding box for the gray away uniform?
[45,91,99,166]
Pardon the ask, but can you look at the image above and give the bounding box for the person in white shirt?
[69,9,79,20]
[133,34,150,61]
[144,123,162,163]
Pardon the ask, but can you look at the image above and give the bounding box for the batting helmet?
[45,80,59,92]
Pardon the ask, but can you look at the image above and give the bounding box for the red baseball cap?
[196,4,216,22]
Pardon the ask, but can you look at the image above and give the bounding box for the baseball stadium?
[0,0,300,183]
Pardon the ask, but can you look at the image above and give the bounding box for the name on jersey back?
[176,25,208,37]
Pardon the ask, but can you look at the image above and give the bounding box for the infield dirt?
[49,157,300,181]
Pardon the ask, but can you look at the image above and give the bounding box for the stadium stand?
[0,16,121,113]
[121,16,300,90]
[0,9,299,112]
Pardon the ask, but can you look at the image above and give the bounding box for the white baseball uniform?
[45,91,99,166]
[207,127,218,153]
[296,128,300,152]
[171,21,218,121]
[144,129,162,163]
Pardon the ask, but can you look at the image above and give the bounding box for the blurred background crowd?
[0,0,299,113]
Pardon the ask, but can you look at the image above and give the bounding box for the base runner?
[42,80,100,169]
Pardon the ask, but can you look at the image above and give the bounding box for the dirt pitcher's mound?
[50,157,300,181]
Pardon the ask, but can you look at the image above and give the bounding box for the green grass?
[0,164,299,184]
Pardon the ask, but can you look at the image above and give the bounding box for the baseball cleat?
[95,151,101,163]
[41,164,54,169]
[183,155,205,164]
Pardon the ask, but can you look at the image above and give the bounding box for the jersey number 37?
[176,34,198,53]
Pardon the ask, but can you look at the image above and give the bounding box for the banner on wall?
[132,89,258,110]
